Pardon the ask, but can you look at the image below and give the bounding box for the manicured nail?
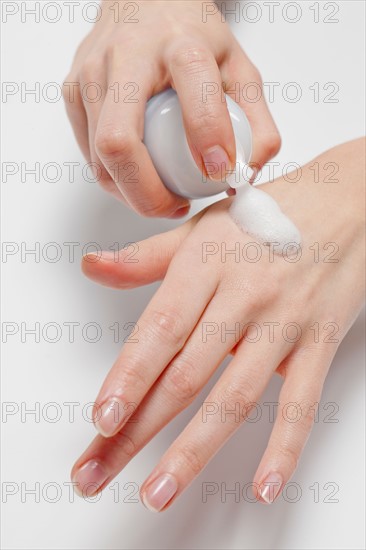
[202,145,231,181]
[259,472,283,504]
[94,397,126,437]
[142,474,178,512]
[72,460,108,497]
[169,205,191,219]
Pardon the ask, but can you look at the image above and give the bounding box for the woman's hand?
[71,139,365,510]
[63,0,280,217]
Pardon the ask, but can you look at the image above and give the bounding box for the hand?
[71,139,365,510]
[63,0,280,217]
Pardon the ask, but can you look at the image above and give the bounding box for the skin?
[63,0,280,217]
[71,138,365,509]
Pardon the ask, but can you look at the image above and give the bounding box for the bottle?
[143,89,252,199]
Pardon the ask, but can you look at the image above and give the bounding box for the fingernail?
[94,397,126,437]
[248,163,259,184]
[141,474,178,512]
[239,163,255,185]
[169,205,191,219]
[259,472,283,504]
[202,145,231,181]
[98,251,117,262]
[83,253,102,263]
[83,251,118,263]
[72,460,108,497]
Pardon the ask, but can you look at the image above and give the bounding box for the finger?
[62,77,90,161]
[63,73,129,206]
[78,62,123,201]
[167,41,236,182]
[91,231,220,438]
[222,41,281,175]
[139,336,291,512]
[95,60,190,217]
[71,288,257,496]
[81,212,202,289]
[253,346,333,504]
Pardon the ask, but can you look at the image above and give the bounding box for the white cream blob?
[229,177,302,254]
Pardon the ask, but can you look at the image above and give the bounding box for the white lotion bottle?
[143,89,253,199]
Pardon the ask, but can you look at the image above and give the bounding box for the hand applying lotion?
[144,89,301,252]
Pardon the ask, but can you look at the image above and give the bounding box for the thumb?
[81,215,200,289]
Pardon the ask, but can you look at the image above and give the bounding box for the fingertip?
[168,205,191,219]
[81,253,103,276]
[81,253,131,288]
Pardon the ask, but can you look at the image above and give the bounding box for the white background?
[1,1,365,549]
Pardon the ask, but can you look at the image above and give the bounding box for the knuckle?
[62,76,83,110]
[250,66,263,86]
[297,399,318,431]
[105,42,120,62]
[262,275,281,305]
[262,132,282,159]
[88,159,113,187]
[261,275,281,304]
[147,309,187,349]
[162,355,200,403]
[170,44,211,71]
[290,344,332,371]
[243,287,263,313]
[78,60,96,85]
[178,442,204,474]
[95,129,136,159]
[106,39,137,61]
[186,107,221,135]
[112,431,136,458]
[62,76,73,103]
[216,378,256,414]
[246,280,280,313]
[119,360,149,395]
[277,442,299,470]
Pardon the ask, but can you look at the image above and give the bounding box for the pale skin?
[63,0,280,217]
[72,138,365,510]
